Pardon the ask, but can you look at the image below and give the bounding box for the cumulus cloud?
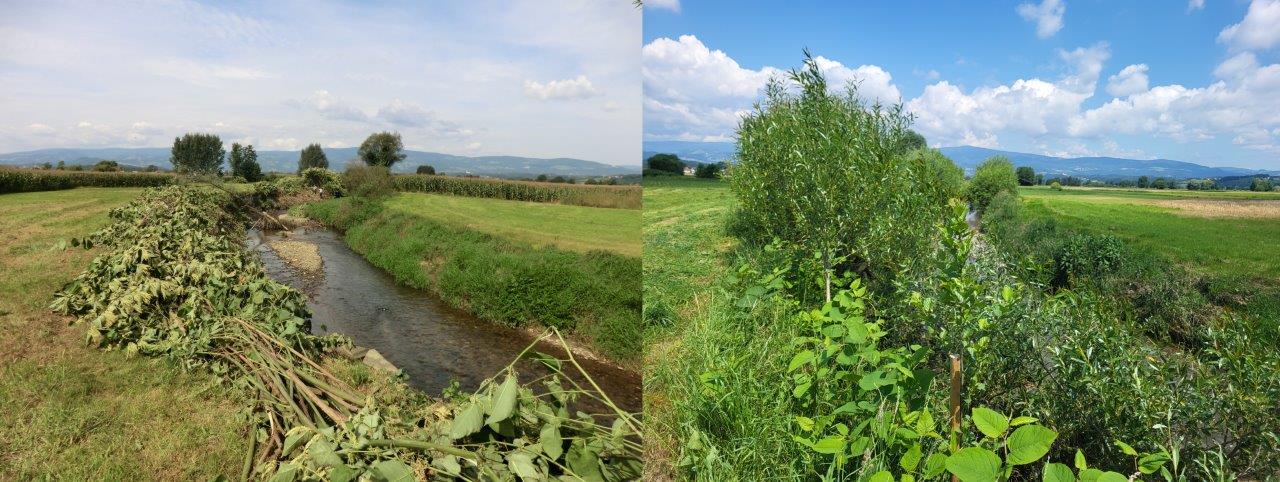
[1218,0,1280,51]
[523,75,601,100]
[376,99,433,127]
[1016,0,1066,39]
[647,0,680,13]
[289,90,368,122]
[1106,64,1150,97]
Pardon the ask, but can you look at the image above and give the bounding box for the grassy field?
[385,192,640,257]
[642,177,735,336]
[0,188,247,480]
[1019,186,1280,279]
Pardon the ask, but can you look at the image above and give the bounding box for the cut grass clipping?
[51,185,640,480]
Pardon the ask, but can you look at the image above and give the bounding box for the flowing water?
[246,226,641,414]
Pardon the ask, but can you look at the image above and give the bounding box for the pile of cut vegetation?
[51,185,640,480]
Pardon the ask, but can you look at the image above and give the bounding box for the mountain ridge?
[0,147,636,178]
[641,140,1279,179]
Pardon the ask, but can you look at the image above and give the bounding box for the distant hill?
[641,140,1278,180]
[0,147,636,178]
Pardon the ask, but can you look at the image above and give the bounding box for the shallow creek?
[246,226,641,414]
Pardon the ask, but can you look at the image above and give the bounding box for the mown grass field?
[1018,186,1280,279]
[385,192,640,257]
[642,177,734,337]
[0,188,247,480]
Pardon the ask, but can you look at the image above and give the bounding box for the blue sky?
[0,0,640,165]
[644,0,1280,169]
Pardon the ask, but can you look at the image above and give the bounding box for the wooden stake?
[949,353,962,482]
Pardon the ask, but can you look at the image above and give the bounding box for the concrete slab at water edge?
[362,348,399,372]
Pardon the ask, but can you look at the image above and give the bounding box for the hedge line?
[0,168,176,194]
[393,174,641,209]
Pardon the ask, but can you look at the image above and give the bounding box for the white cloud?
[647,0,680,13]
[376,99,433,127]
[290,90,368,122]
[1218,0,1280,51]
[26,123,54,134]
[1106,64,1150,97]
[523,75,601,100]
[1188,0,1205,11]
[1016,0,1066,39]
[812,56,902,104]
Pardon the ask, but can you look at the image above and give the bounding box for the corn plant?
[0,167,175,194]
[394,174,641,209]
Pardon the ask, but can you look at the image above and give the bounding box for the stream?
[246,226,641,414]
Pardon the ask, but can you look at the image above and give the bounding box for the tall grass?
[0,168,175,194]
[394,174,641,209]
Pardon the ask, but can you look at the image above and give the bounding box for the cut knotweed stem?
[364,439,479,460]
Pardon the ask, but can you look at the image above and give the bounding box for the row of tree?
[643,153,726,179]
[169,131,410,179]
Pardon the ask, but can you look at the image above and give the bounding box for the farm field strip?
[386,192,641,257]
[642,177,735,334]
[1018,186,1280,279]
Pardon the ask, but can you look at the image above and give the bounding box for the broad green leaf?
[540,422,563,460]
[486,374,519,425]
[1042,462,1074,482]
[924,453,949,477]
[508,451,540,479]
[945,447,1001,482]
[971,407,1009,439]
[1010,416,1038,427]
[789,350,815,372]
[449,403,484,439]
[900,443,923,471]
[1095,472,1128,482]
[795,416,816,432]
[1078,468,1103,482]
[328,465,358,482]
[1138,453,1171,474]
[1074,450,1087,470]
[371,459,416,482]
[281,429,313,457]
[308,439,343,467]
[1113,440,1137,456]
[1006,425,1057,465]
[565,442,605,481]
[811,435,846,454]
[867,471,894,482]
[269,464,298,482]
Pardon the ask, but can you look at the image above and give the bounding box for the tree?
[1016,166,1036,186]
[1036,173,1045,185]
[730,51,958,301]
[358,132,406,168]
[1137,175,1150,188]
[645,153,684,174]
[230,144,263,182]
[56,160,65,170]
[535,174,548,182]
[171,133,225,174]
[92,160,120,172]
[1152,177,1168,189]
[416,165,436,175]
[966,155,1019,212]
[695,162,725,179]
[40,162,52,170]
[145,165,159,172]
[898,129,928,153]
[298,143,329,172]
[1251,177,1273,192]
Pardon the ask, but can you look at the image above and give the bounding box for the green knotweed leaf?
[1041,462,1074,482]
[945,447,1001,482]
[486,374,519,425]
[450,403,484,439]
[371,459,416,482]
[972,407,1009,439]
[1006,425,1057,465]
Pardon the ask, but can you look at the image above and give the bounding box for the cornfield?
[394,174,641,209]
[0,167,176,194]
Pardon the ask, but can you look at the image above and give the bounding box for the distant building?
[683,166,695,176]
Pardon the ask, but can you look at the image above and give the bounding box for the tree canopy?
[358,132,406,168]
[230,143,263,182]
[1016,166,1036,186]
[966,156,1019,212]
[298,143,329,172]
[171,133,224,174]
[645,153,684,174]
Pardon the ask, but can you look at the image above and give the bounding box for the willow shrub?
[729,53,960,300]
[0,168,175,194]
[394,174,641,209]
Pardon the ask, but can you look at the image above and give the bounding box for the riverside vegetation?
[42,184,640,480]
[645,54,1276,480]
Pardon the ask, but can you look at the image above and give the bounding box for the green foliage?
[414,164,435,175]
[0,167,175,194]
[1249,177,1273,192]
[1050,181,1063,190]
[1016,166,1036,186]
[297,143,329,172]
[229,143,263,182]
[898,129,928,153]
[342,164,395,199]
[92,160,121,172]
[645,153,684,174]
[965,156,1018,212]
[694,162,724,179]
[170,133,225,174]
[303,198,642,362]
[395,174,641,209]
[357,131,406,168]
[729,52,958,299]
[300,167,344,196]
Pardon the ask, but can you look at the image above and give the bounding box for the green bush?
[0,168,175,194]
[300,167,344,196]
[342,165,394,199]
[965,156,1019,212]
[1050,180,1063,190]
[729,52,960,299]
